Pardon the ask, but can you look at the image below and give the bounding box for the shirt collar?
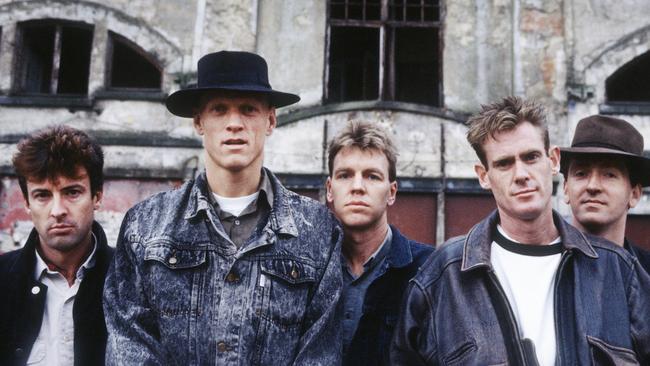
[34,232,98,282]
[363,227,393,267]
[208,169,275,218]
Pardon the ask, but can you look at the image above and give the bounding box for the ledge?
[0,130,201,148]
[277,101,470,126]
[94,89,167,102]
[599,102,650,115]
[0,95,93,109]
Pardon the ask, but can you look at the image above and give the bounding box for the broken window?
[107,32,162,90]
[326,0,442,106]
[14,20,93,95]
[606,50,650,102]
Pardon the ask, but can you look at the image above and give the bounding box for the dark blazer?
[0,221,114,366]
[344,225,434,366]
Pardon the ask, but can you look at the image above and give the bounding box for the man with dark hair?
[0,125,113,366]
[561,115,650,272]
[391,97,650,364]
[103,51,343,365]
[326,120,433,365]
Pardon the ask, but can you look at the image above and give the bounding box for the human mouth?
[513,188,536,197]
[346,201,369,207]
[223,138,247,146]
[48,223,75,234]
[582,199,606,205]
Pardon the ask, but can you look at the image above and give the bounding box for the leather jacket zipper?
[486,270,527,365]
[553,250,572,366]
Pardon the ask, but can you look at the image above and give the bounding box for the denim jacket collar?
[461,209,598,272]
[385,225,416,269]
[184,169,299,238]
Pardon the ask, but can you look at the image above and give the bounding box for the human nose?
[351,174,365,193]
[225,113,244,132]
[50,194,68,219]
[513,160,530,183]
[586,173,602,193]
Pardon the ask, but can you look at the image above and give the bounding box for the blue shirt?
[341,228,392,353]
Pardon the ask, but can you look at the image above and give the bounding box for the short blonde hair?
[328,121,398,182]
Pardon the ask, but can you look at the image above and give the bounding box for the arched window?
[107,32,162,90]
[606,49,650,102]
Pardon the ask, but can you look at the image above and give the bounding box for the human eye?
[493,158,512,169]
[335,171,350,179]
[367,173,383,181]
[65,188,83,199]
[241,104,258,115]
[33,191,50,200]
[603,170,619,179]
[523,151,541,163]
[210,104,227,114]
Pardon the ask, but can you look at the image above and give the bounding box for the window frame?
[324,0,444,106]
[105,31,163,93]
[12,19,94,97]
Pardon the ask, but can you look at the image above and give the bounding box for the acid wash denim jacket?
[390,210,650,365]
[103,169,343,365]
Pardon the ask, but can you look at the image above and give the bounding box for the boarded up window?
[326,0,442,106]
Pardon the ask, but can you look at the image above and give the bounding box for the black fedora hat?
[166,51,300,117]
[560,115,650,186]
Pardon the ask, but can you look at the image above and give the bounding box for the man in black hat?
[561,115,650,272]
[103,51,343,365]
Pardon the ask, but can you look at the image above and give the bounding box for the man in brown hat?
[561,115,650,272]
[103,51,343,365]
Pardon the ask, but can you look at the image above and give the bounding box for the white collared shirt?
[27,234,97,366]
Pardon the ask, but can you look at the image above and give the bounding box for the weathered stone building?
[1,0,649,252]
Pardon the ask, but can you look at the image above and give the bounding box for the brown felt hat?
[560,115,650,186]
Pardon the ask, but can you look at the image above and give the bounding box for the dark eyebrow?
[492,156,515,167]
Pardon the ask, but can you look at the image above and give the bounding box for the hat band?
[200,72,271,89]
[572,141,633,153]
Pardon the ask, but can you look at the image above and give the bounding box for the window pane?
[57,26,93,94]
[393,27,439,105]
[328,26,379,102]
[330,1,346,19]
[20,25,55,93]
[606,50,650,102]
[110,35,161,89]
[366,0,381,20]
[389,0,405,21]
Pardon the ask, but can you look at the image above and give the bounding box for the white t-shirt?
[490,225,562,366]
[213,191,259,217]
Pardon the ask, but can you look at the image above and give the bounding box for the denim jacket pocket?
[258,258,318,327]
[143,242,207,318]
[587,335,640,366]
[251,258,319,364]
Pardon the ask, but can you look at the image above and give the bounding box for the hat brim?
[166,86,300,118]
[560,147,650,186]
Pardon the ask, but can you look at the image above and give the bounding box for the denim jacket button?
[217,341,228,352]
[291,268,299,279]
[226,272,239,283]
[168,256,178,265]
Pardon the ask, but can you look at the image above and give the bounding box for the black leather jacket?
[391,210,650,365]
